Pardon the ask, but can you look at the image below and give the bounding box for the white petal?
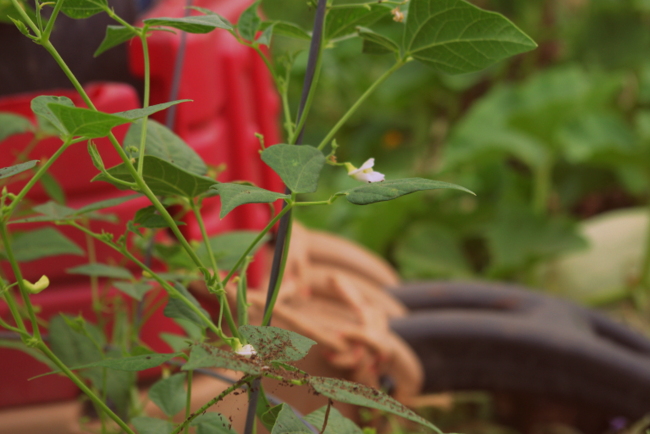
[358,158,375,171]
[364,171,385,183]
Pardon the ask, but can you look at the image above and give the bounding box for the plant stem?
[42,0,65,40]
[37,342,136,434]
[9,0,40,36]
[532,160,552,214]
[184,369,193,434]
[0,224,41,340]
[316,58,405,151]
[222,203,293,287]
[137,32,152,176]
[170,375,254,434]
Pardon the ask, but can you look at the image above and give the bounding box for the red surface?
[0,0,284,409]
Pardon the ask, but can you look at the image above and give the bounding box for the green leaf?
[256,22,274,46]
[0,160,38,180]
[8,15,30,37]
[113,281,152,301]
[239,325,316,362]
[182,344,262,375]
[31,96,74,135]
[304,406,363,434]
[32,201,75,219]
[188,6,232,28]
[67,263,133,279]
[212,183,289,218]
[132,417,173,434]
[8,227,84,261]
[76,194,140,215]
[403,0,537,74]
[339,178,473,205]
[486,206,587,273]
[309,377,443,434]
[358,27,399,55]
[94,25,138,57]
[0,113,33,141]
[67,352,180,371]
[114,100,192,121]
[39,172,66,204]
[191,412,237,434]
[144,15,232,33]
[49,315,103,387]
[124,119,206,175]
[61,0,108,19]
[394,223,470,279]
[46,103,131,138]
[260,21,310,40]
[271,404,312,434]
[149,373,186,417]
[325,4,391,41]
[93,155,218,197]
[261,144,325,194]
[164,282,210,328]
[237,0,261,42]
[195,230,269,271]
[134,205,185,228]
[88,141,105,170]
[159,333,191,352]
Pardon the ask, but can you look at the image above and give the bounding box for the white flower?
[346,158,385,183]
[235,344,257,358]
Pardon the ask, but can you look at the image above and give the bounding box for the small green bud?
[23,275,49,294]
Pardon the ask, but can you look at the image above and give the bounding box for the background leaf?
[212,183,289,218]
[191,412,238,434]
[0,113,33,141]
[238,0,261,42]
[149,373,186,417]
[403,0,537,74]
[324,4,391,41]
[132,417,173,434]
[31,96,74,135]
[357,27,399,55]
[340,178,473,205]
[61,0,108,19]
[144,15,232,33]
[195,230,269,271]
[304,406,363,434]
[113,281,152,301]
[67,263,133,279]
[124,119,206,175]
[261,144,325,193]
[6,227,83,261]
[94,25,138,57]
[164,282,210,328]
[0,160,38,180]
[270,404,311,434]
[93,155,217,197]
[260,21,310,40]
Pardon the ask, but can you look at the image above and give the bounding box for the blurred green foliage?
[262,0,650,300]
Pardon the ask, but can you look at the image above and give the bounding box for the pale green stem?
[137,32,152,176]
[67,222,233,344]
[9,0,40,36]
[0,224,41,341]
[5,140,72,217]
[37,342,136,434]
[170,375,254,434]
[316,59,405,151]
[42,0,65,40]
[184,369,193,434]
[222,202,293,287]
[189,201,240,340]
[289,54,323,144]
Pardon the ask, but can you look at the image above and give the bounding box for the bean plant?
[0,0,535,432]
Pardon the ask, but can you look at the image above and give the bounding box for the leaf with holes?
[93,155,218,197]
[124,119,206,175]
[239,325,316,362]
[403,0,537,74]
[261,144,325,193]
[309,377,443,433]
[182,345,262,375]
[212,183,289,218]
